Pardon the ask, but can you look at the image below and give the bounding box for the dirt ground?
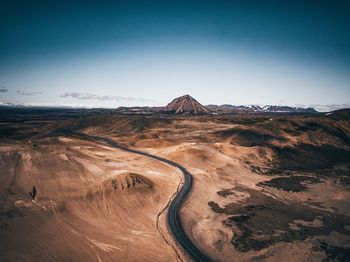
[1,110,350,261]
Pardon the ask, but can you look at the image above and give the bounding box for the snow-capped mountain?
[205,104,317,114]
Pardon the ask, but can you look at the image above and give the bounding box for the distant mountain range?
[0,96,320,115]
[206,104,318,114]
[161,95,318,115]
[117,95,318,115]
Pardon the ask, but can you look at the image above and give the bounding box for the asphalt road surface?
[94,135,213,262]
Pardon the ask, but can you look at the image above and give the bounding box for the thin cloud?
[0,87,8,93]
[297,103,350,112]
[17,90,43,96]
[60,92,155,102]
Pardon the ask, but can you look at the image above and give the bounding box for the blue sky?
[0,0,349,111]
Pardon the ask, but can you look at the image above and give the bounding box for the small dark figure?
[29,186,37,200]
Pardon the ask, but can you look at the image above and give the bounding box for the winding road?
[97,136,213,262]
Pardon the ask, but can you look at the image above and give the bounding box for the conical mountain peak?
[164,95,211,115]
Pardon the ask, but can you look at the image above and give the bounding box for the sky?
[0,0,350,111]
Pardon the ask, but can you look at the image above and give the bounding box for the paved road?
[93,135,213,262]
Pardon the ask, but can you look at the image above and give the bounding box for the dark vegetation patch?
[316,167,350,187]
[216,116,270,125]
[115,116,172,134]
[224,214,251,226]
[273,144,350,171]
[0,209,25,219]
[324,127,350,146]
[0,127,19,139]
[281,120,333,137]
[217,189,234,198]
[0,108,96,140]
[293,122,350,146]
[259,117,350,142]
[216,128,286,147]
[257,176,321,192]
[327,108,350,121]
[320,242,350,261]
[0,109,176,140]
[232,117,270,125]
[290,121,326,133]
[208,188,350,252]
[0,208,25,230]
[63,115,173,135]
[214,117,350,177]
[0,126,38,140]
[250,165,290,176]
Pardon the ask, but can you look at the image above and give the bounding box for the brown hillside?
[164,95,211,115]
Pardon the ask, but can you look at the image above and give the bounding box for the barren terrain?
[1,108,350,261]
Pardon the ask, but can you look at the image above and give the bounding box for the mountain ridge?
[0,98,327,114]
[206,104,318,114]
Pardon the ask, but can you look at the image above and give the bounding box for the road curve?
[92,135,213,262]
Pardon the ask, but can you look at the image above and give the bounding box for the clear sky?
[0,0,349,111]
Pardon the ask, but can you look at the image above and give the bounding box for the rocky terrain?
[0,107,349,261]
